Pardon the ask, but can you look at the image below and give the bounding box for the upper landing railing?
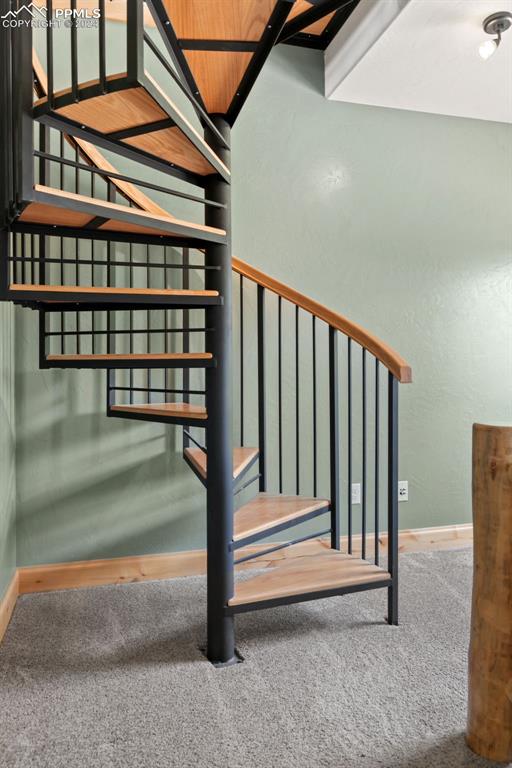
[40,0,228,153]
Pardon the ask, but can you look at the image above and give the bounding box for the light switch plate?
[351,483,361,504]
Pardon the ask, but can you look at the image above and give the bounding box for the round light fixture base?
[482,11,512,36]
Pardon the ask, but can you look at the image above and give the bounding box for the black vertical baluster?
[387,372,399,625]
[374,360,380,565]
[38,124,47,285]
[239,274,244,446]
[159,246,164,407]
[146,244,151,403]
[98,0,106,92]
[38,309,46,369]
[106,368,115,413]
[60,239,64,354]
[75,146,80,355]
[59,133,64,189]
[8,234,12,287]
[30,235,35,284]
[312,315,317,497]
[91,173,95,355]
[362,348,367,560]
[59,133,64,354]
[70,0,78,102]
[46,0,54,109]
[12,234,18,285]
[106,183,113,357]
[295,305,300,495]
[163,246,168,405]
[126,0,143,82]
[278,296,282,493]
[257,285,266,491]
[182,248,190,446]
[20,232,25,284]
[0,232,8,297]
[129,239,134,403]
[347,337,352,554]
[329,327,340,550]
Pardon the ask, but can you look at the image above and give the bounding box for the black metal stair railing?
[8,122,212,423]
[4,58,213,409]
[12,232,210,420]
[232,262,410,624]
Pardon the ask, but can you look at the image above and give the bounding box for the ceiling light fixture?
[479,11,512,60]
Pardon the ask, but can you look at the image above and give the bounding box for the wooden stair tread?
[233,493,329,542]
[46,353,212,362]
[229,551,390,606]
[18,186,226,242]
[184,446,259,481]
[111,403,207,420]
[161,1,288,116]
[165,0,278,40]
[10,284,218,299]
[33,73,230,179]
[32,52,171,218]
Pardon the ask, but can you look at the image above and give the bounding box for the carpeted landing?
[0,549,504,768]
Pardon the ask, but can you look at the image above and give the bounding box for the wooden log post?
[467,423,512,763]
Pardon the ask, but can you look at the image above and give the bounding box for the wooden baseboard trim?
[18,550,207,595]
[17,523,473,596]
[0,571,19,643]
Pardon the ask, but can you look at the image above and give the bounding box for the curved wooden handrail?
[232,257,412,384]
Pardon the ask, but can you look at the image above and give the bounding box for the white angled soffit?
[325,0,512,124]
[325,0,411,100]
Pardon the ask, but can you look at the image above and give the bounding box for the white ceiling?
[325,0,512,124]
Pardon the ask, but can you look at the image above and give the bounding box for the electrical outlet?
[398,480,408,502]
[351,483,361,505]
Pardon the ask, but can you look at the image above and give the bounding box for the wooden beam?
[467,424,512,762]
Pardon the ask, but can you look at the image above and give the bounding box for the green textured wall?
[0,302,16,595]
[14,43,512,567]
[232,46,512,531]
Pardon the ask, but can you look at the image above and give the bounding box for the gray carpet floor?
[0,548,505,768]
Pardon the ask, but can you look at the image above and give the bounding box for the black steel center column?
[204,117,236,665]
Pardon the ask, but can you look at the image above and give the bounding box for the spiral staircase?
[0,0,411,666]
